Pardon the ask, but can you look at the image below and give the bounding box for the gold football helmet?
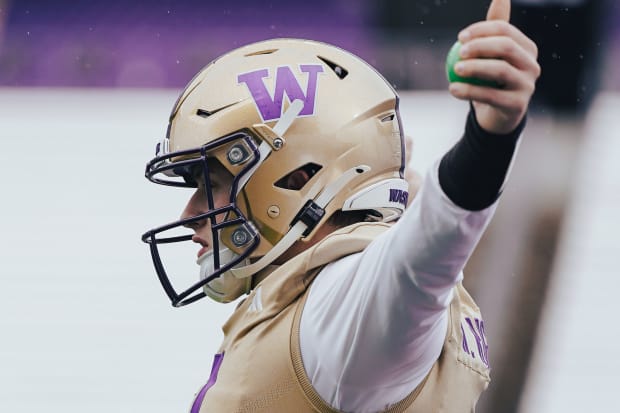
[142,38,408,306]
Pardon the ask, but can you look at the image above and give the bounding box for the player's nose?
[181,189,208,230]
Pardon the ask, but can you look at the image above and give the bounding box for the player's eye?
[190,165,205,186]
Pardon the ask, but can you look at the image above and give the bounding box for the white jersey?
[299,160,497,412]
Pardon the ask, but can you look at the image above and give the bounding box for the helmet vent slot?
[196,101,239,118]
[274,163,323,190]
[381,114,395,122]
[318,56,348,79]
[245,49,278,57]
[197,109,213,117]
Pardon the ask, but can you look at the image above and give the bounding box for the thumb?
[486,0,511,21]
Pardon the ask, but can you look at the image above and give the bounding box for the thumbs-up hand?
[449,0,540,134]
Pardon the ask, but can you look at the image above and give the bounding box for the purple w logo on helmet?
[237,65,324,122]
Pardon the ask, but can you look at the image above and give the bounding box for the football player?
[142,0,539,411]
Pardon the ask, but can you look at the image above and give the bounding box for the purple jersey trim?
[191,352,224,413]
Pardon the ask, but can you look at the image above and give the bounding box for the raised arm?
[300,1,541,411]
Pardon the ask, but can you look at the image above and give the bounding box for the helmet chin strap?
[225,97,372,279]
[199,99,312,300]
[230,164,371,279]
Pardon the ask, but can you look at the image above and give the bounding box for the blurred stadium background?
[1,0,618,411]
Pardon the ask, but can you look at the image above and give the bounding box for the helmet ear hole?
[274,163,322,190]
[284,170,309,191]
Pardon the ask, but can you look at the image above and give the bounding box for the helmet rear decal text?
[389,188,409,208]
[237,65,324,122]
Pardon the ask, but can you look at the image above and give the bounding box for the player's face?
[180,159,234,259]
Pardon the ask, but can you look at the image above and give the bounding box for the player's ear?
[285,169,311,190]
